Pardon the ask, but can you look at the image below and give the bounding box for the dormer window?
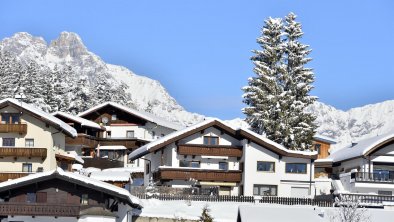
[203,136,219,145]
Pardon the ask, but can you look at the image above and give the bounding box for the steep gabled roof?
[325,131,394,163]
[52,111,103,130]
[0,168,142,208]
[0,98,77,137]
[129,118,317,160]
[77,102,184,131]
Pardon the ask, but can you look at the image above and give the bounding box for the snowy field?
[133,199,394,222]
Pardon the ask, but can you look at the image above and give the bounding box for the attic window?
[111,114,117,120]
[203,136,219,145]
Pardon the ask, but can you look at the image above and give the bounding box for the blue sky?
[1,1,394,120]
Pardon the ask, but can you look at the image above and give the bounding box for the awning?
[199,181,237,187]
[96,146,127,150]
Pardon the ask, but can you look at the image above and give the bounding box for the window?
[81,194,89,205]
[203,136,219,145]
[126,131,135,138]
[314,144,321,155]
[145,163,150,175]
[180,160,200,168]
[253,185,277,196]
[111,114,117,120]
[26,193,36,203]
[219,162,228,170]
[1,113,10,124]
[107,131,111,138]
[25,139,34,147]
[1,113,20,124]
[378,190,392,196]
[11,114,20,124]
[22,163,32,172]
[257,161,275,172]
[286,163,307,174]
[2,138,15,147]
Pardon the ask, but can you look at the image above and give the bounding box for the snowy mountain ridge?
[0,32,204,126]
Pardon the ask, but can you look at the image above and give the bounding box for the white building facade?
[129,119,317,197]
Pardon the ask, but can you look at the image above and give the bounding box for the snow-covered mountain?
[307,101,394,150]
[0,32,204,126]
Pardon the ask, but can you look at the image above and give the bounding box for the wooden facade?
[0,147,47,159]
[154,168,242,183]
[0,172,30,182]
[178,144,243,157]
[0,123,27,134]
[313,140,331,159]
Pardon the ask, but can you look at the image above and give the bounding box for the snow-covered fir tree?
[282,12,317,150]
[243,12,317,150]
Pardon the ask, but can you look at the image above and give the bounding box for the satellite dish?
[102,117,109,124]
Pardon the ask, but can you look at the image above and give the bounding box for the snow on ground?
[133,199,255,222]
[134,199,394,222]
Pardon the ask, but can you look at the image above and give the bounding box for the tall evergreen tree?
[243,13,317,150]
[282,13,317,150]
[242,17,285,138]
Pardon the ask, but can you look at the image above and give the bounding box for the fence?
[340,193,394,205]
[133,193,334,207]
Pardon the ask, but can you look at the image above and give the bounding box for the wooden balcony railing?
[0,123,27,134]
[154,168,242,182]
[0,172,30,182]
[66,134,99,148]
[178,144,243,157]
[99,138,140,150]
[0,147,47,159]
[0,203,81,217]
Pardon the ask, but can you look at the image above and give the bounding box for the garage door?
[291,187,309,197]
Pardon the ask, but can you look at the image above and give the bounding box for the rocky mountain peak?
[48,31,88,59]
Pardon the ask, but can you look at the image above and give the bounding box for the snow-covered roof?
[129,118,317,160]
[96,145,127,150]
[77,102,184,130]
[0,98,77,137]
[52,111,103,130]
[0,168,142,208]
[313,134,337,144]
[90,171,132,182]
[325,130,394,162]
[56,150,84,164]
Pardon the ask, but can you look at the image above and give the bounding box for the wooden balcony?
[0,203,80,217]
[99,138,141,150]
[0,147,47,159]
[66,134,98,148]
[0,172,30,182]
[0,123,27,134]
[178,144,243,157]
[154,168,242,182]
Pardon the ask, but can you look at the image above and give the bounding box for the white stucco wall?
[242,141,314,197]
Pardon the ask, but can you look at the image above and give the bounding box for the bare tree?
[330,196,370,222]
